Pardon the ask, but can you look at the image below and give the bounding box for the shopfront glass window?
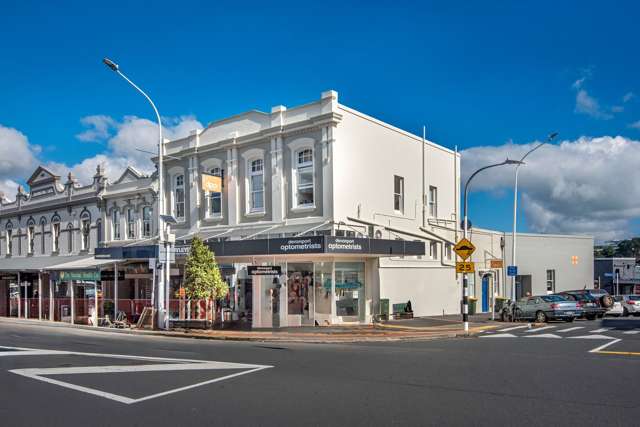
[335,262,365,318]
[314,262,332,318]
[287,263,313,322]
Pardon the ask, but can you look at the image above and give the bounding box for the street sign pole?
[462,216,469,334]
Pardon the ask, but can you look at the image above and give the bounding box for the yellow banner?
[201,173,222,193]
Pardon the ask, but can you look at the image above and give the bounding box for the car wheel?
[586,314,596,320]
[623,308,630,317]
[535,311,547,323]
[500,311,511,322]
[565,317,574,322]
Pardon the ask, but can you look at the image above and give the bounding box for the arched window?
[51,215,61,253]
[67,223,74,253]
[27,219,36,255]
[174,175,185,220]
[295,148,314,207]
[209,167,223,217]
[248,159,264,213]
[112,210,121,240]
[81,212,91,250]
[5,222,13,256]
[96,219,102,247]
[142,206,152,237]
[40,218,46,254]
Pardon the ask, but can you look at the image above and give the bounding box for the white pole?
[38,273,42,321]
[94,279,98,327]
[422,126,426,228]
[17,272,21,318]
[49,277,54,321]
[511,165,520,301]
[114,263,118,321]
[70,280,75,325]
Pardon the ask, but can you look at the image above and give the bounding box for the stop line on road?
[1,345,273,405]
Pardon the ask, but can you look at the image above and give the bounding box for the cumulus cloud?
[461,136,640,241]
[0,115,203,199]
[76,115,116,142]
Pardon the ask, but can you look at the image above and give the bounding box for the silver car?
[620,295,640,317]
[507,294,582,323]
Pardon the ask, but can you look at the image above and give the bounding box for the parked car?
[500,294,582,323]
[620,295,640,317]
[559,291,608,320]
[605,296,625,317]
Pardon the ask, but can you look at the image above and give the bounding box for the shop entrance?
[286,263,314,326]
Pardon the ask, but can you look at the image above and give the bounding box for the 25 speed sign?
[456,261,475,273]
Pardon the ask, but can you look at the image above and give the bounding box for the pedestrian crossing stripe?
[525,333,561,338]
[524,326,555,333]
[623,330,640,335]
[557,327,583,333]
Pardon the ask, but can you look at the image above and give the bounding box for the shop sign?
[58,271,101,282]
[268,237,324,254]
[174,244,191,257]
[201,172,222,193]
[126,263,151,275]
[489,259,503,269]
[0,274,18,281]
[100,270,125,281]
[248,265,282,276]
[326,237,370,253]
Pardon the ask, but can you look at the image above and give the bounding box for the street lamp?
[462,158,523,334]
[102,57,168,330]
[510,132,558,303]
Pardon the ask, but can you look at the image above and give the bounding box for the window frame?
[6,223,13,255]
[27,220,36,255]
[51,220,60,253]
[393,175,404,214]
[248,158,265,214]
[126,208,135,240]
[40,218,46,254]
[81,213,91,251]
[112,210,121,240]
[294,148,315,208]
[142,206,152,238]
[208,167,223,218]
[67,223,74,253]
[428,186,438,217]
[174,174,186,220]
[429,240,438,260]
[546,269,556,293]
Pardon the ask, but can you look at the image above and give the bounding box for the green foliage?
[183,237,228,301]
[594,238,640,258]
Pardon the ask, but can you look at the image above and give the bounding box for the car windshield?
[541,295,566,302]
[628,296,640,301]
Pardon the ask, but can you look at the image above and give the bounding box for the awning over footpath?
[0,255,123,272]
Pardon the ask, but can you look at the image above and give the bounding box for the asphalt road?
[1,319,639,427]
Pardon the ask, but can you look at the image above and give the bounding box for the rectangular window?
[445,243,452,260]
[52,223,60,252]
[394,175,404,213]
[6,229,12,255]
[142,207,152,238]
[209,168,223,217]
[429,241,438,260]
[81,218,90,250]
[546,269,555,293]
[335,262,365,318]
[428,186,438,217]
[249,159,264,212]
[127,209,135,239]
[112,211,120,240]
[28,225,35,254]
[296,149,314,207]
[41,224,45,254]
[175,175,185,220]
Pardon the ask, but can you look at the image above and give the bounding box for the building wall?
[503,233,594,296]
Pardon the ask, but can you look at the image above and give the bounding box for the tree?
[182,236,228,324]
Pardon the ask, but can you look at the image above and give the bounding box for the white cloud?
[461,136,640,241]
[0,115,203,198]
[574,89,613,120]
[623,92,635,103]
[0,179,19,201]
[76,115,116,142]
[0,124,40,180]
[629,120,640,130]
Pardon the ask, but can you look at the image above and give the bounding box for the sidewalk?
[0,316,500,344]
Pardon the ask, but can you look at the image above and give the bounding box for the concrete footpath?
[0,316,499,343]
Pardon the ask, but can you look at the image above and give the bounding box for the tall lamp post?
[463,159,523,333]
[102,58,167,329]
[510,132,557,302]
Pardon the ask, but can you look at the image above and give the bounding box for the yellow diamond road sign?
[454,238,475,260]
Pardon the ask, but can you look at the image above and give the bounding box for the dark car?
[559,291,607,320]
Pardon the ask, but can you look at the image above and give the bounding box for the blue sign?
[507,266,518,277]
[604,272,613,278]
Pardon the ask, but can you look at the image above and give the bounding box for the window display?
[335,262,364,318]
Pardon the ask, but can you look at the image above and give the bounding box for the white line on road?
[480,333,517,338]
[497,325,529,332]
[525,333,561,338]
[568,334,616,340]
[556,326,584,333]
[589,328,610,333]
[623,330,640,335]
[524,326,556,333]
[589,339,622,353]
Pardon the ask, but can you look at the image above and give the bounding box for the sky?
[0,0,639,241]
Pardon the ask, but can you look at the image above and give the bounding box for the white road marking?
[589,339,622,353]
[480,333,517,338]
[568,334,616,340]
[525,333,561,338]
[589,328,610,333]
[556,326,584,333]
[497,325,529,332]
[622,330,640,335]
[3,345,273,405]
[524,326,556,333]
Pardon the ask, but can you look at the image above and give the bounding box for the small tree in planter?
[183,237,228,326]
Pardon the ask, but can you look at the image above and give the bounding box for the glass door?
[286,262,314,326]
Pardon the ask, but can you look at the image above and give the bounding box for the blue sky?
[1,0,639,239]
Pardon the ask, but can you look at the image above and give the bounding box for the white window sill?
[205,215,224,221]
[245,210,266,218]
[292,204,316,212]
[394,210,405,216]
